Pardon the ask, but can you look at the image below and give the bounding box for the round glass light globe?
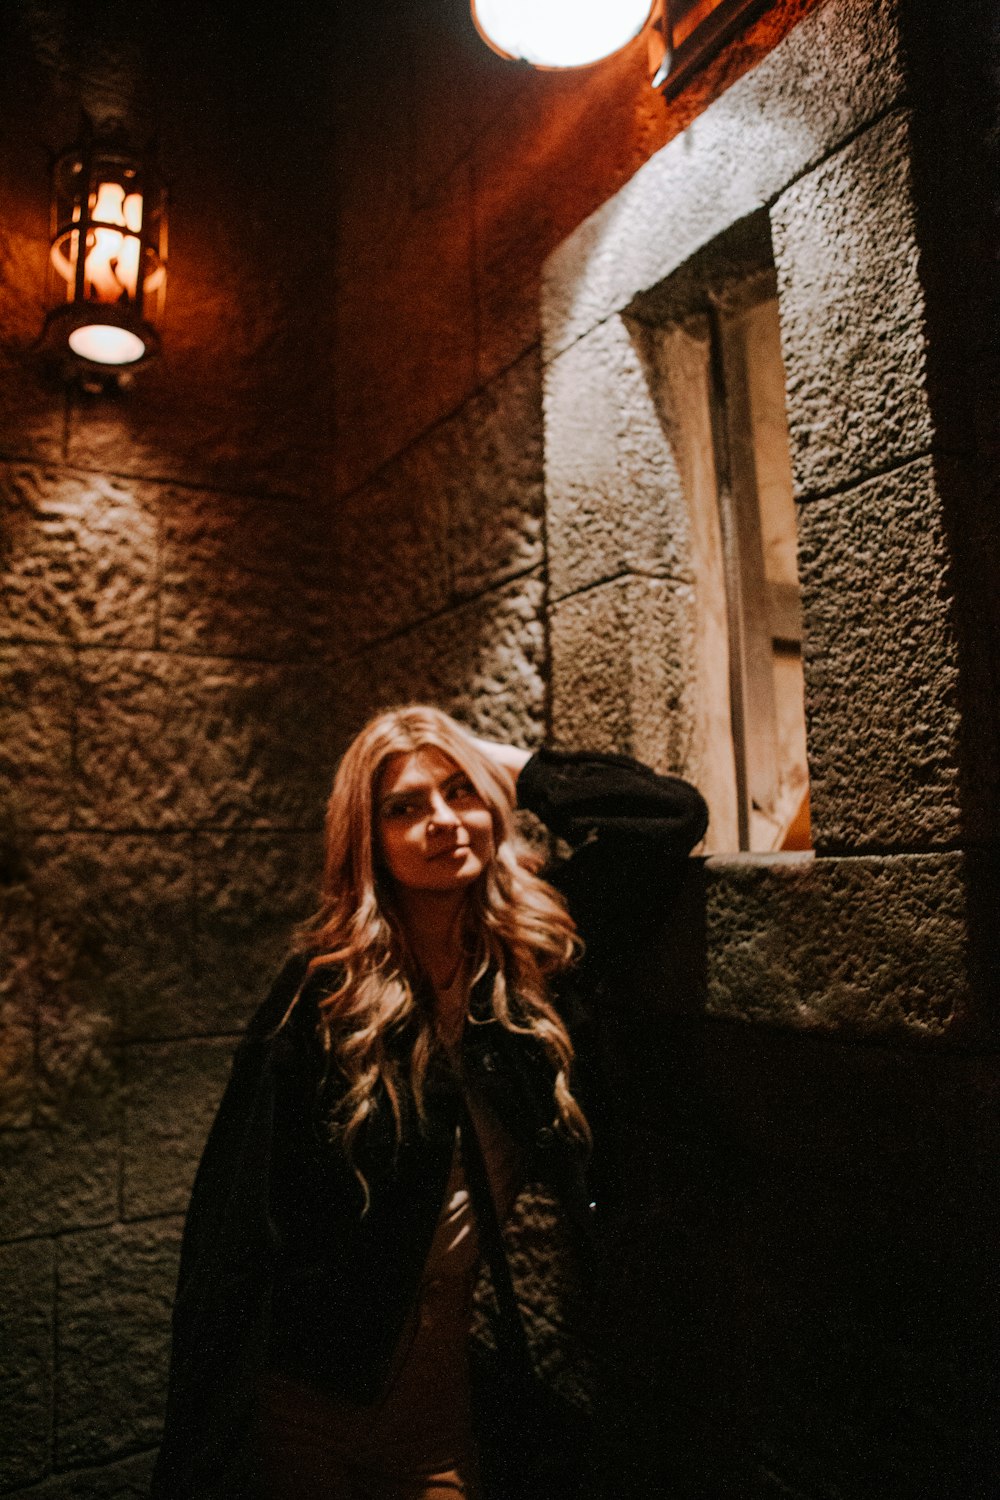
[68,324,146,366]
[472,0,653,69]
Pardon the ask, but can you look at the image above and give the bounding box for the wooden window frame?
[653,0,773,99]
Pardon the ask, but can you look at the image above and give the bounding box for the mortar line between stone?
[0,449,318,508]
[549,566,691,607]
[8,639,327,669]
[347,563,544,651]
[333,343,544,506]
[0,1210,187,1251]
[795,444,936,506]
[117,1030,243,1048]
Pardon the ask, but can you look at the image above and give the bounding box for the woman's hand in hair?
[470,737,532,795]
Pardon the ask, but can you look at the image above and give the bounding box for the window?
[627,214,810,852]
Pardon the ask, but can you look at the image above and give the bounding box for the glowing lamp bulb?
[68,324,146,365]
[472,0,654,68]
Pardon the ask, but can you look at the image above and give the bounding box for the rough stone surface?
[446,351,544,600]
[339,575,546,750]
[549,575,696,776]
[334,163,477,498]
[194,830,323,1033]
[0,645,76,831]
[160,488,330,662]
[0,994,36,1130]
[0,1237,54,1487]
[12,834,197,1043]
[0,1103,119,1240]
[20,1451,156,1500]
[773,109,932,499]
[335,350,544,653]
[55,1220,182,1467]
[0,465,158,648]
[470,38,668,384]
[705,851,969,1037]
[121,1039,235,1219]
[0,876,38,1127]
[334,450,451,654]
[798,456,962,849]
[543,0,905,357]
[545,316,693,601]
[75,652,333,831]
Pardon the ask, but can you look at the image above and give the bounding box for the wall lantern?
[43,120,166,376]
[471,0,655,70]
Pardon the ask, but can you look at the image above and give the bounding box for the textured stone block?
[122,1038,235,1218]
[0,993,36,1129]
[0,645,76,830]
[0,464,158,648]
[56,1220,182,1467]
[0,876,38,1127]
[0,1102,119,1239]
[339,575,546,749]
[705,851,970,1038]
[543,0,905,357]
[160,487,330,662]
[335,164,477,496]
[445,349,544,599]
[194,830,323,1033]
[335,350,545,654]
[798,456,961,849]
[773,109,931,499]
[24,1451,156,1500]
[75,651,333,831]
[550,575,696,776]
[17,833,198,1042]
[545,315,694,601]
[0,1238,54,1487]
[334,451,451,654]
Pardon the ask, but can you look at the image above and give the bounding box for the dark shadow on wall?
[578,855,997,1499]
[899,0,1000,1056]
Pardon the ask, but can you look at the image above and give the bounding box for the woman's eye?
[383,799,417,819]
[448,780,477,802]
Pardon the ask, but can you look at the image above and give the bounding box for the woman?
[152,706,707,1500]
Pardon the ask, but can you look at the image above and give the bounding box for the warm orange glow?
[673,0,721,48]
[49,179,159,303]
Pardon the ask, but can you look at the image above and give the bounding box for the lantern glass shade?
[471,0,654,68]
[68,324,147,365]
[45,125,166,370]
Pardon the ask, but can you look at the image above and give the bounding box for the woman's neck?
[397,889,469,1000]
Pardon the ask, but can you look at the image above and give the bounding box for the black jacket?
[151,749,708,1499]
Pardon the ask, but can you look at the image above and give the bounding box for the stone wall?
[0,2,337,1491]
[1,0,996,1494]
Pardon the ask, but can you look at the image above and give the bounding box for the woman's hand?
[470,737,532,795]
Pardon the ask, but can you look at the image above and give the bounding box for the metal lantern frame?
[44,118,167,373]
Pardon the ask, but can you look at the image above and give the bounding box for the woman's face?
[376,748,495,895]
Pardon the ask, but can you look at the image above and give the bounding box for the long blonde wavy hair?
[293,705,590,1191]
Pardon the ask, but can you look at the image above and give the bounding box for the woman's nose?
[427,792,459,828]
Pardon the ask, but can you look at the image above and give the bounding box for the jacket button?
[535,1126,555,1149]
[481,1053,497,1073]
